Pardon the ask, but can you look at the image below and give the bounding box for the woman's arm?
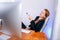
[35,18,44,24]
[29,20,35,30]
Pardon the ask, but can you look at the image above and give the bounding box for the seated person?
[22,9,50,32]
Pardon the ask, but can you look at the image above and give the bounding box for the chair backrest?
[40,17,49,32]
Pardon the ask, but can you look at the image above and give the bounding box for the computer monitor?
[0,0,21,38]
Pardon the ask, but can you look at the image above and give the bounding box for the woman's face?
[39,10,46,18]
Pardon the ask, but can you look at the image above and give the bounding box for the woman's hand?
[38,17,44,20]
[35,17,44,24]
[28,16,33,21]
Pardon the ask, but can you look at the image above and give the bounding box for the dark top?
[29,16,45,32]
[22,16,45,32]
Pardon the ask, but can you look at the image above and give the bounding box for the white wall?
[22,0,56,25]
[52,0,60,40]
[21,0,57,39]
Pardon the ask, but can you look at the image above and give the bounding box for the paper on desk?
[21,29,31,34]
[0,34,11,40]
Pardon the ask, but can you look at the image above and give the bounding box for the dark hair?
[44,9,50,17]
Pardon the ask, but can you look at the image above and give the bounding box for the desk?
[22,29,48,40]
[0,29,48,40]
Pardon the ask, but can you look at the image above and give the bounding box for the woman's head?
[39,9,50,19]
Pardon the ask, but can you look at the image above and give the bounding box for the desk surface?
[0,29,48,40]
[22,30,48,40]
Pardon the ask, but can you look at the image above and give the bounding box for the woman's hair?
[44,9,50,17]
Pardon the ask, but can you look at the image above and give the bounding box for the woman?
[22,9,50,32]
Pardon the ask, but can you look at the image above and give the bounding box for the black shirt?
[29,16,45,32]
